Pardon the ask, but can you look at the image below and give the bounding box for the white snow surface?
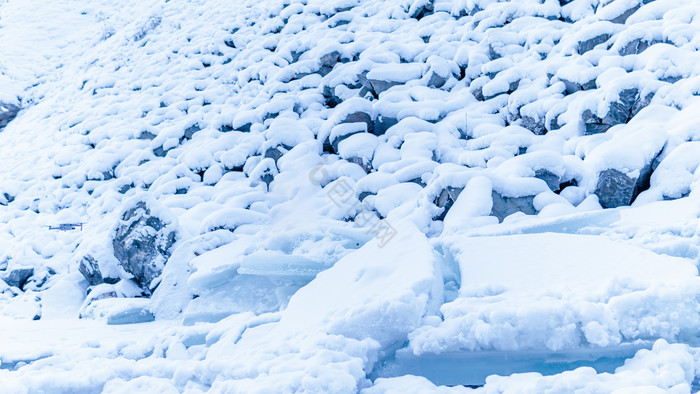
[1,0,700,391]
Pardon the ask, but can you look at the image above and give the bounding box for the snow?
[1,0,700,391]
[410,232,699,353]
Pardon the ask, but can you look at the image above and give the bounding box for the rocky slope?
[1,0,700,391]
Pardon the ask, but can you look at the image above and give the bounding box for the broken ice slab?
[107,306,155,325]
[80,297,155,325]
[371,342,652,387]
[182,274,294,325]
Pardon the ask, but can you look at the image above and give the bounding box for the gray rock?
[491,191,537,222]
[319,51,340,76]
[342,111,373,132]
[0,103,19,130]
[107,306,155,325]
[434,187,464,220]
[520,116,547,135]
[264,146,285,162]
[4,267,34,289]
[0,193,14,206]
[483,79,519,101]
[358,191,375,202]
[619,38,663,56]
[582,88,653,135]
[322,85,342,108]
[138,131,156,140]
[330,123,367,153]
[427,72,447,89]
[595,149,660,208]
[578,33,611,55]
[347,156,372,173]
[409,0,434,20]
[594,168,637,208]
[535,169,561,191]
[610,3,641,24]
[367,79,401,96]
[78,255,120,286]
[560,77,596,95]
[78,255,103,286]
[113,202,177,290]
[373,115,398,136]
[183,124,200,139]
[153,145,170,157]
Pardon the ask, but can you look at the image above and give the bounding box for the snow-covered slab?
[275,220,443,345]
[200,222,444,392]
[0,317,173,374]
[409,232,700,354]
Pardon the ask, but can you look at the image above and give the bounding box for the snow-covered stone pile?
[2,0,700,391]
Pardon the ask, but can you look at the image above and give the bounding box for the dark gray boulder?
[535,169,561,191]
[619,38,663,56]
[78,255,103,286]
[342,111,373,132]
[183,124,200,140]
[491,192,537,222]
[322,85,343,108]
[595,158,658,209]
[78,255,120,286]
[427,72,447,89]
[609,4,641,24]
[113,201,177,291]
[319,50,340,76]
[520,115,547,136]
[368,79,401,96]
[582,88,654,135]
[373,115,398,136]
[0,103,20,130]
[578,34,611,55]
[560,77,597,95]
[264,146,285,162]
[595,169,637,208]
[409,0,434,20]
[4,266,34,289]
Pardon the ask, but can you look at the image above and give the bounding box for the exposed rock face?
[4,266,34,289]
[78,255,120,286]
[619,38,662,56]
[491,192,537,222]
[582,88,653,135]
[520,115,547,135]
[112,201,177,291]
[578,33,611,55]
[535,169,561,191]
[78,255,102,286]
[595,168,637,208]
[0,103,20,130]
[594,158,658,209]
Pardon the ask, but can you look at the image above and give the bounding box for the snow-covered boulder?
[112,199,178,292]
